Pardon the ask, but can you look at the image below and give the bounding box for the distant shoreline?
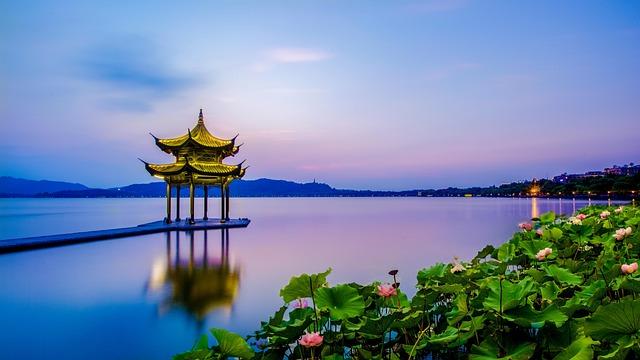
[1,175,638,199]
[0,194,635,200]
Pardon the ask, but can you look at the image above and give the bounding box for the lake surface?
[0,197,621,359]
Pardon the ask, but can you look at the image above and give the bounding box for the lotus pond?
[178,204,640,359]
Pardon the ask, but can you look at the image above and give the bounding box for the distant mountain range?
[0,176,411,198]
[0,177,89,195]
[2,173,636,198]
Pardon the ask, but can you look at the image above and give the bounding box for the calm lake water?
[0,197,619,359]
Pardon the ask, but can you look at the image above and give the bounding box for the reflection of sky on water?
[0,198,628,360]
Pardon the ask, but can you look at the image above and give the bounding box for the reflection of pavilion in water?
[147,229,240,324]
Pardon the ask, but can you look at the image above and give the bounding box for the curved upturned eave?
[143,161,244,177]
[153,126,237,152]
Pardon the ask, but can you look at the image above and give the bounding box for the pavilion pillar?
[220,183,226,223]
[165,182,172,224]
[189,181,195,224]
[175,185,181,221]
[203,185,209,220]
[225,185,230,220]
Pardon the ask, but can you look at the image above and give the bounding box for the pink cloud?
[268,48,333,63]
[251,47,333,72]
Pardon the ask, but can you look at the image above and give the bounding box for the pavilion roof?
[153,110,238,152]
[141,159,246,178]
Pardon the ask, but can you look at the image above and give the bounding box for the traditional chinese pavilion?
[141,109,246,224]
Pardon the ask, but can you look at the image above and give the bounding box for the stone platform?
[0,218,250,254]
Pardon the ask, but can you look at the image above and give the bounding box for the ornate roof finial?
[198,109,204,125]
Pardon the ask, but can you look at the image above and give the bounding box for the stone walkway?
[0,218,250,253]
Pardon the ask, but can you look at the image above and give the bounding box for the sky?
[1,0,639,190]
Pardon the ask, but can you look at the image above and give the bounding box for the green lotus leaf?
[260,306,287,330]
[431,283,464,294]
[520,239,554,259]
[417,263,447,284]
[619,276,640,293]
[475,260,505,276]
[525,268,546,282]
[445,293,468,325]
[563,280,606,314]
[547,227,563,240]
[472,245,496,263]
[321,354,344,360]
[540,212,556,224]
[315,284,365,320]
[355,315,395,338]
[392,289,411,308]
[193,334,209,350]
[173,335,213,360]
[497,242,517,263]
[428,327,459,346]
[483,277,536,313]
[459,315,485,332]
[210,328,255,359]
[403,339,428,357]
[343,317,367,331]
[410,289,440,309]
[584,300,640,341]
[173,349,213,360]
[552,337,598,360]
[268,308,314,342]
[279,268,331,303]
[598,336,635,359]
[470,338,536,360]
[392,310,422,329]
[541,281,560,301]
[542,264,582,285]
[503,304,568,328]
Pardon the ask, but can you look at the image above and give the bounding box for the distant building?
[553,173,586,183]
[553,162,638,183]
[605,163,639,176]
[553,173,568,183]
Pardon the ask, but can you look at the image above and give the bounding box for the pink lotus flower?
[600,211,611,219]
[299,332,323,347]
[614,227,633,241]
[621,262,638,275]
[518,223,533,231]
[291,298,309,309]
[576,214,587,220]
[535,247,553,261]
[377,283,397,298]
[536,229,544,236]
[615,206,624,214]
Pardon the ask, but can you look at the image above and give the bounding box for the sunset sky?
[1,0,639,190]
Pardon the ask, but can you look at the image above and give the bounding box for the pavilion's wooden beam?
[165,182,172,224]
[189,182,195,224]
[175,185,181,221]
[203,185,209,220]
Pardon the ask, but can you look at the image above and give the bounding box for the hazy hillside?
[0,176,89,196]
[0,177,367,197]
